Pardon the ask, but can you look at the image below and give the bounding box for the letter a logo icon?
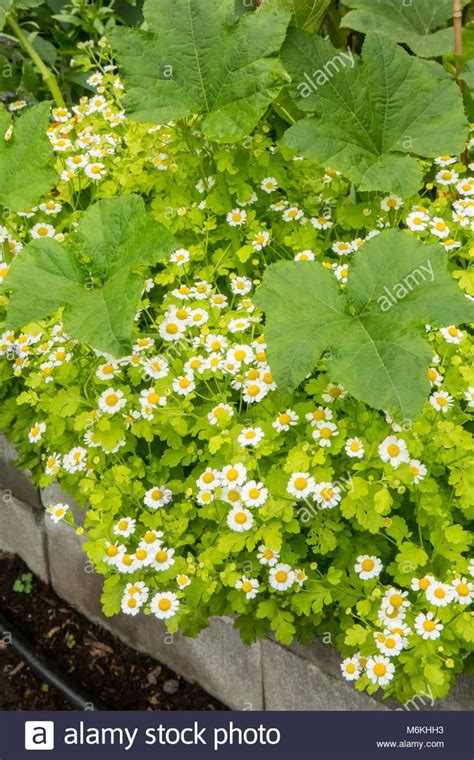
[24,721,55,751]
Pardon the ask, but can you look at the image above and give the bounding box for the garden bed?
[0,552,226,711]
[1,445,473,712]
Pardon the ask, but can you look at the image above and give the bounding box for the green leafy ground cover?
[0,0,473,705]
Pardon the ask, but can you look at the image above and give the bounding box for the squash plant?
[0,0,473,707]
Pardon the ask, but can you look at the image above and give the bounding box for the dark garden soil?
[0,553,227,711]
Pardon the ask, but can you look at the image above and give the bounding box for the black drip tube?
[0,609,106,710]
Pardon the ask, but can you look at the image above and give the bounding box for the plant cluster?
[0,0,473,706]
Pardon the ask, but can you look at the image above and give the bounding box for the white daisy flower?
[287,473,316,499]
[176,574,191,589]
[150,547,175,572]
[172,375,195,396]
[226,507,253,532]
[98,388,127,414]
[170,248,190,265]
[322,383,346,403]
[310,215,332,230]
[312,420,338,447]
[294,250,315,262]
[144,486,172,509]
[45,452,61,476]
[84,162,106,180]
[451,577,473,605]
[374,630,404,657]
[236,576,259,599]
[241,480,268,508]
[436,169,458,185]
[150,592,179,619]
[406,211,429,231]
[313,482,341,509]
[414,612,443,640]
[252,231,270,250]
[440,325,463,344]
[269,563,295,591]
[227,208,247,226]
[257,545,279,567]
[221,463,247,487]
[113,516,136,537]
[340,656,361,681]
[238,426,264,448]
[196,468,221,491]
[381,590,410,620]
[332,241,352,256]
[28,421,46,443]
[142,356,169,380]
[63,446,87,473]
[260,177,278,193]
[47,503,69,524]
[430,217,449,239]
[429,390,454,413]
[408,459,427,483]
[365,655,395,686]
[31,222,55,239]
[272,409,299,432]
[381,195,402,211]
[354,555,382,580]
[378,436,409,468]
[282,206,303,222]
[425,581,454,607]
[345,437,365,458]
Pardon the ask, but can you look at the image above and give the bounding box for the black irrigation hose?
[0,608,106,710]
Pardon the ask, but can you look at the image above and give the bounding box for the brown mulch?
[0,553,227,711]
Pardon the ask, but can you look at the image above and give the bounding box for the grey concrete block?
[0,491,49,582]
[262,639,391,711]
[45,519,263,710]
[41,482,84,526]
[0,432,41,507]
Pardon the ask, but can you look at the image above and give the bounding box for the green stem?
[6,13,66,108]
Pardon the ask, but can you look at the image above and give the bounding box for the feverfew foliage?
[282,32,469,197]
[256,230,473,420]
[0,17,473,708]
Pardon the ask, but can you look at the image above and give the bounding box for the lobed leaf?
[2,195,176,355]
[282,32,469,197]
[109,0,291,142]
[255,230,473,421]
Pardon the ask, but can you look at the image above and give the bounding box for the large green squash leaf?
[2,195,176,355]
[0,102,57,212]
[341,0,470,58]
[282,32,469,197]
[109,0,291,142]
[255,230,473,422]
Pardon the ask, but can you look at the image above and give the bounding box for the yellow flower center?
[105,393,118,406]
[374,663,387,677]
[423,620,436,632]
[387,444,400,457]
[275,571,288,583]
[294,477,308,491]
[362,559,374,572]
[241,581,252,593]
[158,598,171,611]
[234,510,248,525]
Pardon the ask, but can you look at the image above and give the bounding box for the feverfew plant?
[0,1,473,707]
